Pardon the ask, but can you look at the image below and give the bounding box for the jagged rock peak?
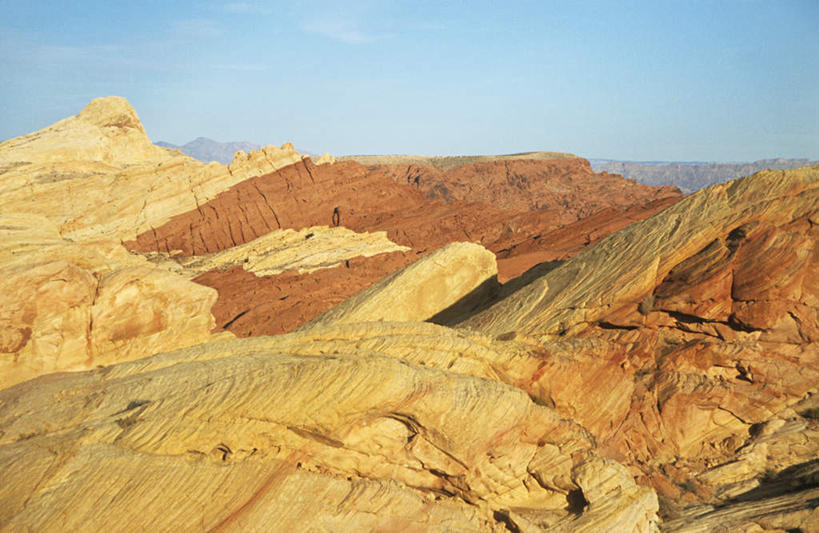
[75,96,145,133]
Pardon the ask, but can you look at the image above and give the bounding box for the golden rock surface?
[0,99,816,532]
[141,225,409,278]
[0,96,313,242]
[0,213,221,390]
[0,322,659,532]
[461,166,818,338]
[303,241,498,328]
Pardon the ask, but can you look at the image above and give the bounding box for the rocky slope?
[0,326,659,532]
[370,157,680,213]
[456,165,819,530]
[125,150,681,336]
[0,97,314,242]
[0,98,351,386]
[592,157,819,193]
[1,97,814,531]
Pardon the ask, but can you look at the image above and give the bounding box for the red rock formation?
[373,157,680,214]
[126,157,682,336]
[493,196,681,281]
[458,167,819,522]
[192,252,411,336]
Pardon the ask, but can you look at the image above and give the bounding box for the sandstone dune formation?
[0,96,316,242]
[1,97,816,532]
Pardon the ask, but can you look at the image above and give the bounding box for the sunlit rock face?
[460,165,819,530]
[0,213,220,390]
[0,97,816,532]
[0,96,311,242]
[0,324,659,532]
[124,134,681,337]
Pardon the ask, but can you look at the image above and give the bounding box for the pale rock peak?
[76,96,146,134]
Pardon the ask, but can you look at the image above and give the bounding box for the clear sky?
[1,0,817,161]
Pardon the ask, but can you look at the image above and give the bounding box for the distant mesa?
[337,151,579,172]
[591,157,819,193]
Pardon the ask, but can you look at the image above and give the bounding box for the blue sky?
[1,0,817,160]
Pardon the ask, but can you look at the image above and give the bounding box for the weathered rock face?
[458,166,819,530]
[0,97,343,387]
[374,157,681,214]
[493,196,681,281]
[125,157,552,258]
[0,322,658,532]
[0,97,313,242]
[126,149,682,336]
[0,213,221,390]
[462,166,818,338]
[3,97,814,531]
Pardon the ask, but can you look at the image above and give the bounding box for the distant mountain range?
[590,158,819,193]
[156,137,262,164]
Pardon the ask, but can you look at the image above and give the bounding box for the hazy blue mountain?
[590,158,819,193]
[156,137,262,164]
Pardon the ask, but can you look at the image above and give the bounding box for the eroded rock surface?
[126,147,682,336]
[141,225,409,278]
[0,96,315,241]
[373,157,681,214]
[2,97,814,532]
[458,166,819,530]
[0,327,659,532]
[0,214,221,390]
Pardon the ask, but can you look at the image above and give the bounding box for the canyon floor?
[0,97,816,532]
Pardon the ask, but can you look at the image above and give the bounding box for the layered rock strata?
[0,323,658,532]
[126,146,682,336]
[142,225,409,278]
[0,96,318,242]
[456,166,819,530]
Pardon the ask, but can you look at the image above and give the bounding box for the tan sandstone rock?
[0,213,221,390]
[141,225,409,278]
[0,97,320,242]
[0,328,658,531]
[302,241,499,328]
[462,166,819,338]
[456,166,819,529]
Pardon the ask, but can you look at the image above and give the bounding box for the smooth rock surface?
[303,242,498,327]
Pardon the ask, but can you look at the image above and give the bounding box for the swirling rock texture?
[459,166,819,530]
[1,97,815,531]
[0,324,659,532]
